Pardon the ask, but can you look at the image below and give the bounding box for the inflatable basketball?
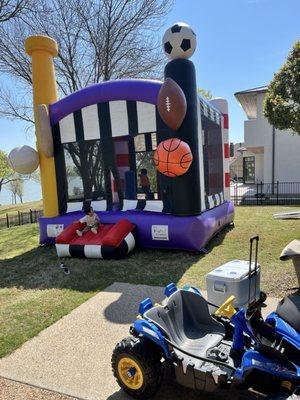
[153,138,193,177]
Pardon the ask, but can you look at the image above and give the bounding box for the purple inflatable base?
[39,202,234,252]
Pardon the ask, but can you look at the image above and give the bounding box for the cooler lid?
[206,259,260,281]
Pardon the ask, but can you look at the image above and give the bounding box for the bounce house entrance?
[62,135,160,206]
[63,140,106,203]
[112,132,159,203]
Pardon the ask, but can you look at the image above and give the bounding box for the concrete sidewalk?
[0,283,277,400]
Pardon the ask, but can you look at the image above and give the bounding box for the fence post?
[30,209,33,224]
[234,184,237,205]
[6,213,9,228]
[277,181,279,205]
[260,182,263,205]
[18,211,21,225]
[256,183,259,205]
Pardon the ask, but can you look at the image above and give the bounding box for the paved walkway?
[0,283,278,400]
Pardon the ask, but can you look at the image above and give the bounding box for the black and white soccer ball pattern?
[162,22,197,60]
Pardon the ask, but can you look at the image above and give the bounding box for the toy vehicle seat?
[144,289,225,358]
[276,293,300,332]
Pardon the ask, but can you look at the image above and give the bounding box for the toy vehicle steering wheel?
[214,295,236,318]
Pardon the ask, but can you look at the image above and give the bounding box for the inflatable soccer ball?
[162,22,197,60]
[8,145,39,174]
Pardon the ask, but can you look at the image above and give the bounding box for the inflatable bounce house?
[9,22,234,258]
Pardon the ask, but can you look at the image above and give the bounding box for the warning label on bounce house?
[151,225,169,241]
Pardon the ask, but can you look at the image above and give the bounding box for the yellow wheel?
[112,337,162,399]
[117,357,144,390]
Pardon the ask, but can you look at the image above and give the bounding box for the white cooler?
[206,259,261,310]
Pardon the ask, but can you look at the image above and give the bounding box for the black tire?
[264,396,297,400]
[112,336,162,399]
[260,291,267,303]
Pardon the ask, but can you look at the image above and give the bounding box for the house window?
[243,156,255,183]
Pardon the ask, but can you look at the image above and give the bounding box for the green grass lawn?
[0,206,299,358]
[0,200,43,217]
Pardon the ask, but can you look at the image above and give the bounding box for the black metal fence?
[231,181,300,206]
[0,209,43,229]
[0,182,299,228]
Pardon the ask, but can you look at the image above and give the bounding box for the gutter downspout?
[272,125,276,194]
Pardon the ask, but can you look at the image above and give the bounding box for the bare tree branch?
[0,0,172,148]
[0,81,34,123]
[0,0,31,23]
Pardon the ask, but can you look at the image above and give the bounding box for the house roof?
[234,86,268,119]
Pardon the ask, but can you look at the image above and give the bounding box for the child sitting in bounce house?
[74,206,100,236]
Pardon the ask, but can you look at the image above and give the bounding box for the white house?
[230,142,246,182]
[234,86,300,184]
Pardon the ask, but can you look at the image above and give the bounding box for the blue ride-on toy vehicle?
[111,242,300,399]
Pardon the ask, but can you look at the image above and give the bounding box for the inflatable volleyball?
[8,145,39,174]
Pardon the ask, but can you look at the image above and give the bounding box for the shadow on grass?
[0,225,234,294]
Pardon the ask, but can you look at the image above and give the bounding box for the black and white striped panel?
[205,192,224,209]
[133,132,157,152]
[199,97,221,126]
[81,104,101,141]
[57,101,157,143]
[122,199,164,213]
[66,200,108,213]
[197,98,206,212]
[55,232,135,259]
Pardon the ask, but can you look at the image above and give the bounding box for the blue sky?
[0,0,299,153]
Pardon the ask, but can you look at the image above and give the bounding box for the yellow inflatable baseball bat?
[25,35,59,217]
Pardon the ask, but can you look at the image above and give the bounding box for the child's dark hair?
[84,206,93,214]
[140,168,147,175]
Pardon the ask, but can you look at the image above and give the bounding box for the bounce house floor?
[40,201,234,252]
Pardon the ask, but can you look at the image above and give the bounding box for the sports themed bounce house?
[9,22,234,258]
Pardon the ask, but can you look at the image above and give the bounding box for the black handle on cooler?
[248,235,259,305]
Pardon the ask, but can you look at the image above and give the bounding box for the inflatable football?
[8,145,39,174]
[153,138,193,177]
[157,78,187,131]
[163,22,197,60]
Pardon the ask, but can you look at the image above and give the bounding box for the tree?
[64,141,105,197]
[0,0,31,23]
[0,149,35,196]
[0,0,172,125]
[264,40,300,134]
[0,149,14,193]
[8,174,24,203]
[197,88,213,100]
[0,0,173,201]
[15,176,23,202]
